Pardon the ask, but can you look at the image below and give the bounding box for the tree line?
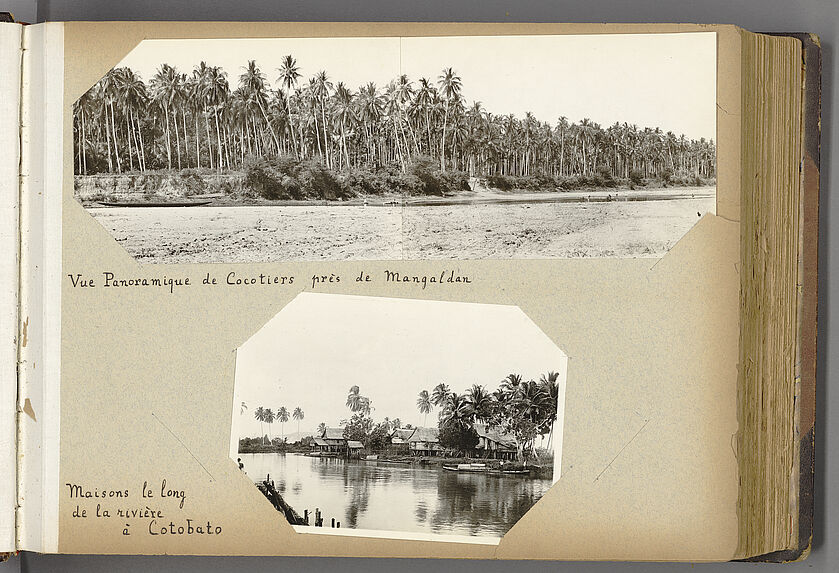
[246,403,304,443]
[73,58,716,183]
[417,373,560,460]
[239,371,558,461]
[335,372,559,461]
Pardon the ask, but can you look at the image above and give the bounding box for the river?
[240,453,554,539]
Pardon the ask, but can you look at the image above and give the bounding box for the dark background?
[0,0,835,571]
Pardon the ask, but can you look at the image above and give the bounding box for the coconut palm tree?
[253,406,265,441]
[441,392,474,427]
[191,62,216,169]
[113,67,148,172]
[384,83,406,171]
[304,77,324,161]
[202,65,230,171]
[437,67,462,171]
[317,422,327,436]
[430,383,450,410]
[313,71,333,168]
[263,408,275,443]
[288,87,307,158]
[538,372,561,448]
[278,55,302,158]
[346,386,362,412]
[345,386,372,416]
[175,71,190,168]
[277,406,289,440]
[99,69,123,173]
[239,59,281,153]
[507,379,550,459]
[395,74,418,155]
[73,90,94,175]
[413,77,436,154]
[150,64,182,170]
[332,82,355,169]
[466,384,494,424]
[416,390,432,427]
[184,71,204,168]
[268,87,291,156]
[292,406,304,435]
[500,373,523,398]
[357,82,383,168]
[82,83,112,173]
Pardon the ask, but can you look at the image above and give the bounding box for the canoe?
[442,463,487,473]
[487,469,531,476]
[97,200,213,207]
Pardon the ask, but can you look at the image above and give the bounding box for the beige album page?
[54,22,741,560]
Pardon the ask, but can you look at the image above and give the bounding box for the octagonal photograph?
[73,34,716,263]
[229,293,567,543]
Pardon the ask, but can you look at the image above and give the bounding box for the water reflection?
[241,453,553,538]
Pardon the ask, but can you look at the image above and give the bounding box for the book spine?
[16,22,64,554]
[0,21,23,555]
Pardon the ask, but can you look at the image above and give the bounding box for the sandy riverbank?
[86,187,715,263]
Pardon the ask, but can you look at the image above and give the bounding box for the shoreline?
[81,185,715,209]
[240,450,553,478]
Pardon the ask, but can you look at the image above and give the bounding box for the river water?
[240,453,554,538]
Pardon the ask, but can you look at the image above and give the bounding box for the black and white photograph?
[229,293,567,542]
[72,33,717,262]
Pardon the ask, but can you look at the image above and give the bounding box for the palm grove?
[73,57,716,197]
[417,374,561,461]
[340,372,560,462]
[246,404,305,445]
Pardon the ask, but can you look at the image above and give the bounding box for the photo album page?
[19,22,744,560]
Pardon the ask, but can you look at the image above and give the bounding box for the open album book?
[0,21,819,562]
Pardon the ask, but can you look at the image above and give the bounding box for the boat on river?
[367,458,413,465]
[486,469,531,476]
[442,463,488,473]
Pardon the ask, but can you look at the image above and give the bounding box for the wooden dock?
[256,475,341,529]
[257,477,307,525]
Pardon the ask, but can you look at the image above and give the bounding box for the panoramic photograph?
[230,293,568,542]
[73,33,717,262]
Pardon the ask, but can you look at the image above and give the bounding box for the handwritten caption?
[66,480,222,537]
[67,269,472,293]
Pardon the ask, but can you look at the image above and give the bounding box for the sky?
[230,293,568,441]
[115,32,717,141]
